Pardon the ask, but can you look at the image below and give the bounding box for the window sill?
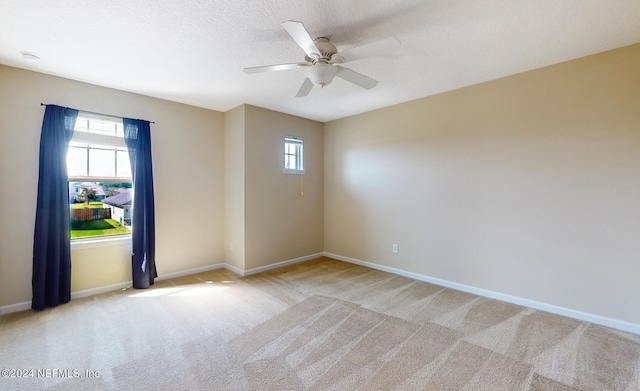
[283,169,305,175]
[71,235,131,250]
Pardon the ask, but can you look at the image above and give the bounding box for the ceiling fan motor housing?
[312,37,337,62]
[304,37,340,87]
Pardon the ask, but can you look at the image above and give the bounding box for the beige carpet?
[1,257,639,390]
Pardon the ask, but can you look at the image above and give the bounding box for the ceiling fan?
[243,21,400,97]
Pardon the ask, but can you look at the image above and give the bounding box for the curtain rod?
[40,103,155,124]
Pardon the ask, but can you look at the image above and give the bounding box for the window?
[67,113,132,240]
[284,135,304,174]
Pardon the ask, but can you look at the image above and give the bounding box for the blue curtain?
[124,119,157,288]
[32,105,78,310]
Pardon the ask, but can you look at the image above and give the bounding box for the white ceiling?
[1,0,639,122]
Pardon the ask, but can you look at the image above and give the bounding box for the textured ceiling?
[1,0,639,122]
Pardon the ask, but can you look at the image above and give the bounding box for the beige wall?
[0,67,323,310]
[324,44,640,324]
[0,65,225,307]
[224,105,246,271]
[244,105,324,270]
[2,44,638,327]
[70,243,131,292]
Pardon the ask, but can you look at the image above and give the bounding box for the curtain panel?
[32,105,78,310]
[123,118,157,288]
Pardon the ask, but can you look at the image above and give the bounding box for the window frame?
[283,135,304,174]
[67,113,133,245]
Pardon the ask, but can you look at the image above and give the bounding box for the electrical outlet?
[392,244,399,254]
[230,242,234,251]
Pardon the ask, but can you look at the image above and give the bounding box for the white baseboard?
[0,254,321,316]
[224,263,244,276]
[243,253,324,276]
[323,252,640,336]
[0,263,226,316]
[70,263,228,300]
[156,263,225,281]
[0,301,32,315]
[71,281,132,300]
[0,280,134,315]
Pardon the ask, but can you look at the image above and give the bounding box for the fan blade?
[282,20,320,58]
[333,36,400,63]
[336,66,378,90]
[243,63,304,74]
[296,78,314,97]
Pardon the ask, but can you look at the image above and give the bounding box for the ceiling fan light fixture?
[243,21,397,96]
[306,63,339,88]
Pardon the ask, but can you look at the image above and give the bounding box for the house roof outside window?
[102,191,132,208]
